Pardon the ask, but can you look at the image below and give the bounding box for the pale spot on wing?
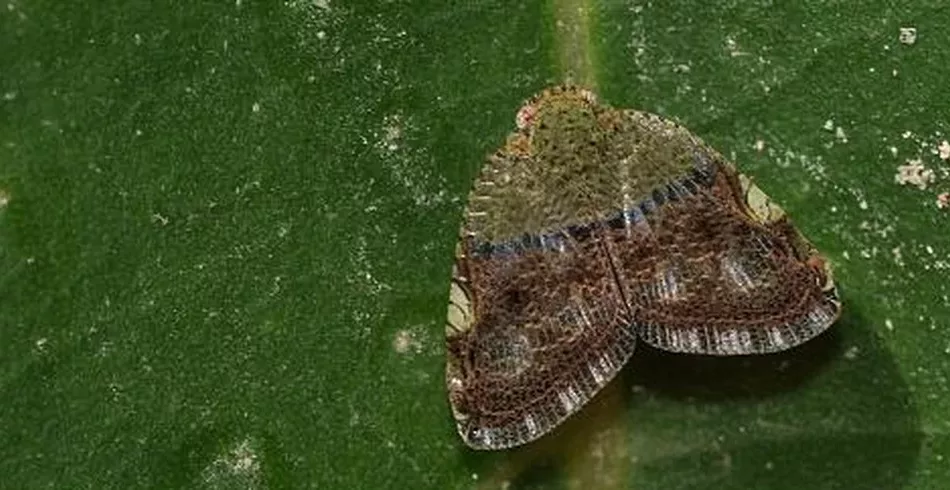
[446,281,473,335]
[767,326,786,348]
[786,324,802,344]
[472,427,500,449]
[619,156,636,211]
[552,299,593,340]
[713,328,754,354]
[656,264,681,301]
[644,262,683,303]
[598,351,615,376]
[557,384,583,413]
[721,253,755,293]
[524,414,539,438]
[574,300,595,332]
[587,358,606,385]
[479,327,533,376]
[713,328,735,354]
[687,329,701,350]
[446,303,467,335]
[739,330,753,351]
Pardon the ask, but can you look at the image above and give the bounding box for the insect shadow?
[463,299,922,490]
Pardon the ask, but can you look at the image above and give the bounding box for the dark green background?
[2,1,948,488]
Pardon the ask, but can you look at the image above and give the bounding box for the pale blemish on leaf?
[937,192,949,209]
[899,27,917,45]
[938,140,950,160]
[894,159,935,189]
[393,329,422,355]
[843,345,861,360]
[285,0,330,13]
[33,337,49,354]
[200,438,263,490]
[374,113,448,208]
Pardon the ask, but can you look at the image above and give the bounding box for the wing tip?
[638,294,842,356]
[452,330,638,451]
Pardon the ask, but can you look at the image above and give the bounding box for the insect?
[444,85,841,450]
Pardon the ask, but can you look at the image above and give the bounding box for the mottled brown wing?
[445,99,641,449]
[600,111,841,355]
[446,227,635,450]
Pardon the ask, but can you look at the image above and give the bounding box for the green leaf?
[1,1,947,488]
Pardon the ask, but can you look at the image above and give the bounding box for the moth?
[445,86,841,450]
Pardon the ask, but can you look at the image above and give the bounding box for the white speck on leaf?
[374,113,447,208]
[938,140,950,160]
[393,329,423,355]
[844,346,860,360]
[202,438,262,488]
[724,36,748,57]
[379,113,403,154]
[891,246,904,267]
[835,126,848,143]
[285,0,330,13]
[252,102,260,113]
[899,27,917,45]
[894,159,935,189]
[151,213,169,226]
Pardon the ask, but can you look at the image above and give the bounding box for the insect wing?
[599,111,841,355]
[445,93,638,449]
